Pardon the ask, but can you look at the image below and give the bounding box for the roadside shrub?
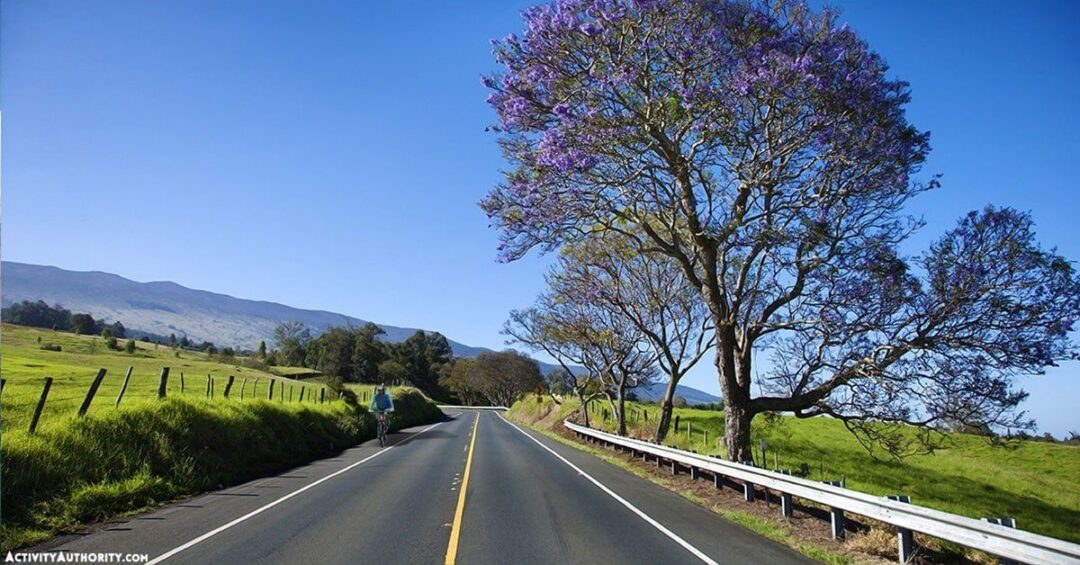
[1,393,442,551]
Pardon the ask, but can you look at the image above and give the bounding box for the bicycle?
[375,411,390,447]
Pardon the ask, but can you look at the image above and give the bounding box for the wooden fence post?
[268,380,275,400]
[180,372,185,395]
[115,366,134,407]
[253,378,259,397]
[78,368,108,417]
[240,377,248,400]
[29,377,54,433]
[299,385,305,402]
[157,367,170,399]
[224,375,235,398]
[289,385,293,402]
[320,388,325,403]
[206,374,212,397]
[0,378,6,396]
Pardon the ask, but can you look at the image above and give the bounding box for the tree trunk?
[716,326,754,461]
[616,382,627,436]
[655,398,674,443]
[725,401,754,463]
[577,391,590,427]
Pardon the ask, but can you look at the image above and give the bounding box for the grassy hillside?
[1,324,327,430]
[1,323,445,551]
[511,397,1080,545]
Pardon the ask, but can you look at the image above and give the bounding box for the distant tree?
[106,336,119,350]
[546,369,574,397]
[221,346,235,358]
[110,321,126,339]
[1,300,73,330]
[101,327,113,339]
[305,327,355,378]
[440,358,483,405]
[206,343,218,355]
[71,313,97,335]
[258,340,267,359]
[389,330,453,399]
[274,321,312,366]
[559,232,713,442]
[673,396,688,408]
[474,351,544,407]
[169,333,178,346]
[352,323,387,383]
[377,359,409,386]
[125,339,136,354]
[265,349,280,366]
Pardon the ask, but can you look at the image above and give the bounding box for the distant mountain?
[1,261,722,405]
[635,381,721,405]
[0,261,489,356]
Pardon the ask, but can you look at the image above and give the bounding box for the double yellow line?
[445,412,480,565]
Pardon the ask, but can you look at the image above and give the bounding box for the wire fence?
[0,367,334,433]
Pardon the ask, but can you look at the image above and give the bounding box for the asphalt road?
[32,410,812,564]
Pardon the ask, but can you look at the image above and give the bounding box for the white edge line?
[497,414,718,565]
[146,421,444,564]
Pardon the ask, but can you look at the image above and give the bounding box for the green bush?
[39,343,62,352]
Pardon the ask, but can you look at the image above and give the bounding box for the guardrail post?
[690,465,700,480]
[224,375,235,398]
[982,518,1018,565]
[158,367,170,398]
[713,472,724,490]
[115,366,134,407]
[739,461,756,501]
[824,480,845,538]
[776,469,793,517]
[830,507,846,539]
[888,496,913,562]
[29,377,54,433]
[671,460,680,475]
[78,368,108,417]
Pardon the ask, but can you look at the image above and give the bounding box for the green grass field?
[512,397,1080,544]
[0,323,445,551]
[1,324,332,431]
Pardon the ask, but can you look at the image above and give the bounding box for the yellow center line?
[445,412,480,565]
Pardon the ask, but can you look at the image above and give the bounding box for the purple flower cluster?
[479,0,932,262]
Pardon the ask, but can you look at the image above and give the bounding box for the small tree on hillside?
[125,339,136,354]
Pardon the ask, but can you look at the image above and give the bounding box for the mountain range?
[0,261,720,405]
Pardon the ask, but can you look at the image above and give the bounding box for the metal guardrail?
[437,405,509,411]
[565,420,1080,565]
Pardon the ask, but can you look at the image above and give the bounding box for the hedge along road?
[30,410,811,565]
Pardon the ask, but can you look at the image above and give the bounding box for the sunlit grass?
[512,396,1080,544]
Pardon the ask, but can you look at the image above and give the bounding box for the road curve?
[31,410,811,564]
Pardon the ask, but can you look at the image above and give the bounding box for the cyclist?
[370,384,395,446]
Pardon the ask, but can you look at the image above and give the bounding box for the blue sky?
[2,1,1078,435]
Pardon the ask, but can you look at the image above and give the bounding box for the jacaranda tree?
[480,0,1080,460]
